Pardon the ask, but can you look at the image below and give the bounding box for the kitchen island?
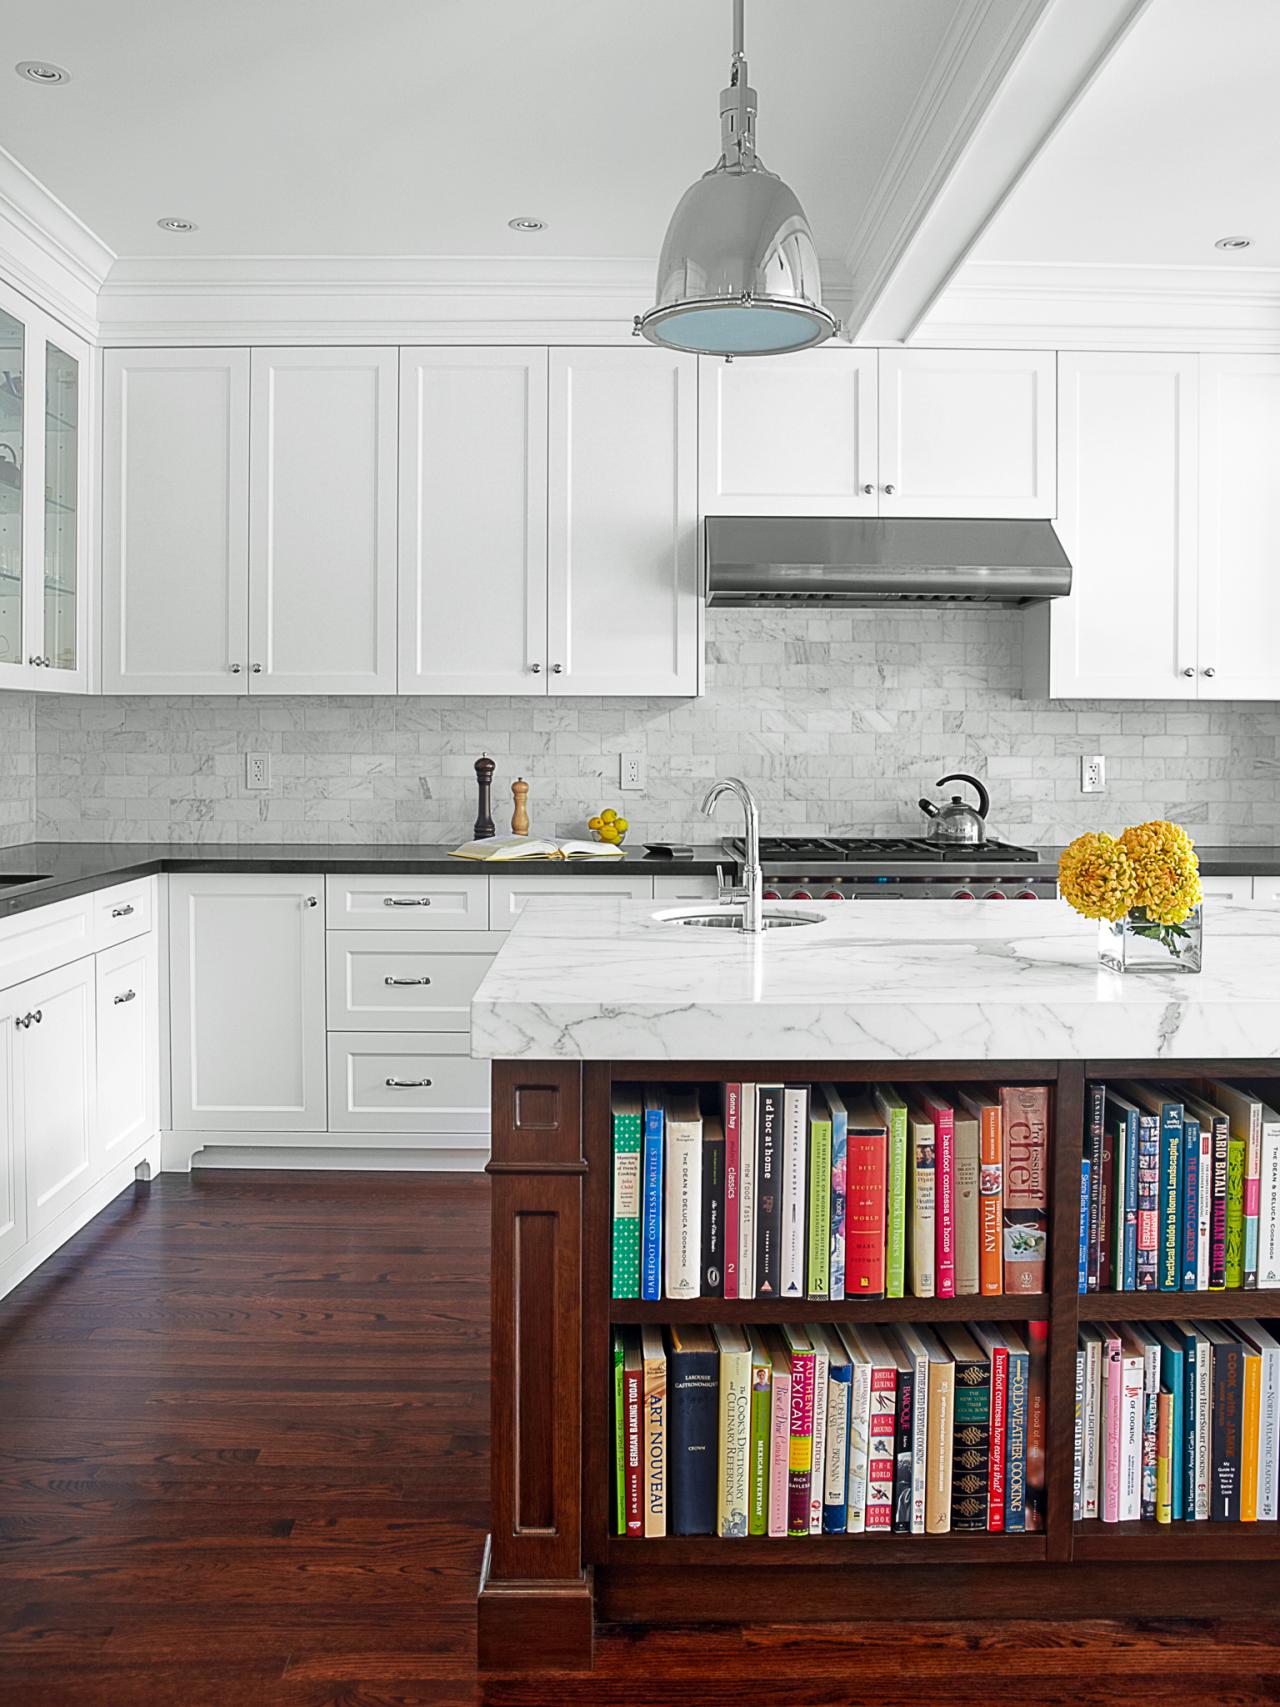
[473,897,1280,1672]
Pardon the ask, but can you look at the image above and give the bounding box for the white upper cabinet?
[548,347,699,696]
[699,349,878,516]
[1197,355,1280,701]
[399,347,548,695]
[249,348,397,693]
[102,348,251,694]
[1030,353,1199,700]
[0,278,90,693]
[877,350,1056,518]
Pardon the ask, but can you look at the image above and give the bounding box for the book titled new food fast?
[1000,1085,1051,1294]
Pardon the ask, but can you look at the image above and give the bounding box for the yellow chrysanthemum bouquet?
[1059,820,1202,971]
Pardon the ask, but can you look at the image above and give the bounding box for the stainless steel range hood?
[705,516,1072,607]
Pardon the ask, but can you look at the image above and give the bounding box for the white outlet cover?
[245,753,271,790]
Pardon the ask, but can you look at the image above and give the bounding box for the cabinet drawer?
[326,873,488,931]
[326,1032,489,1138]
[652,872,722,902]
[94,877,155,950]
[488,870,655,929]
[325,930,500,1032]
[0,894,94,992]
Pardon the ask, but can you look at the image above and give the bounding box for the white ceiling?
[974,0,1280,271]
[0,0,975,265]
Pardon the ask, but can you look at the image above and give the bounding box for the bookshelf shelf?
[1077,1291,1273,1322]
[595,1530,1047,1567]
[611,1294,1047,1325]
[1073,1519,1280,1561]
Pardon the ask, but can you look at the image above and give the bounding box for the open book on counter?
[450,835,625,861]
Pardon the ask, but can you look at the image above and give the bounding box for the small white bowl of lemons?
[587,808,629,846]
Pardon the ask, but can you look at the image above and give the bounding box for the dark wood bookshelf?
[1074,1519,1280,1561]
[1077,1290,1277,1322]
[611,1293,1048,1325]
[594,1530,1047,1567]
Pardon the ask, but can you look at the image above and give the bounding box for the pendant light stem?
[724,0,755,169]
[733,0,744,59]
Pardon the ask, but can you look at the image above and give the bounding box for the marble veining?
[471,897,1280,1062]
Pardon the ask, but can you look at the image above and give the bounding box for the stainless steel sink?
[654,907,822,931]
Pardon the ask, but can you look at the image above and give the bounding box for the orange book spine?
[1242,1351,1261,1523]
[979,1103,1003,1297]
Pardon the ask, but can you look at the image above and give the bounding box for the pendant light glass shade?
[636,0,836,358]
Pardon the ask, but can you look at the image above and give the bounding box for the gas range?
[724,835,1059,901]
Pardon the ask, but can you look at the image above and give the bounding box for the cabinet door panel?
[699,349,878,516]
[325,930,500,1032]
[169,876,326,1131]
[102,350,250,693]
[96,935,158,1167]
[878,350,1055,518]
[1045,354,1198,699]
[1199,356,1280,700]
[0,1011,22,1266]
[17,958,95,1236]
[249,349,397,693]
[548,349,699,696]
[399,348,548,695]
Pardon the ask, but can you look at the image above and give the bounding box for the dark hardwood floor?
[2,1173,1280,1706]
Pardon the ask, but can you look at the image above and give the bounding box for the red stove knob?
[822,890,844,900]
[790,889,812,901]
[762,889,781,901]
[983,889,1007,900]
[952,889,975,900]
[1016,889,1039,900]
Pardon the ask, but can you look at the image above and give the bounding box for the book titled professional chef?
[1000,1085,1051,1294]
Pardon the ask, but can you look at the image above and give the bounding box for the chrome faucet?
[701,776,763,933]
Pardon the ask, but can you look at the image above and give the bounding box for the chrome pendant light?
[635,0,837,358]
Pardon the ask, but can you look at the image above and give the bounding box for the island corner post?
[478,1051,1280,1676]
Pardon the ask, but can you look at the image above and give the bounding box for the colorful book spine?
[667,1332,718,1536]
[1004,1339,1029,1533]
[624,1339,643,1537]
[866,1362,897,1532]
[1241,1345,1261,1523]
[884,1095,908,1301]
[1085,1081,1105,1291]
[1211,1334,1244,1520]
[845,1352,872,1535]
[754,1086,783,1298]
[1210,1115,1229,1290]
[1002,1086,1051,1294]
[807,1101,832,1302]
[1078,1157,1091,1294]
[747,1335,771,1538]
[1073,1345,1084,1521]
[701,1116,725,1297]
[828,1090,848,1302]
[611,1093,643,1300]
[822,1354,852,1535]
[807,1333,829,1536]
[640,1097,663,1302]
[1156,1390,1173,1524]
[1135,1112,1160,1292]
[953,1111,981,1297]
[738,1083,757,1300]
[846,1114,888,1298]
[766,1338,791,1539]
[890,1359,915,1536]
[1181,1114,1201,1290]
[1198,1121,1213,1291]
[1097,1111,1115,1290]
[785,1339,816,1537]
[779,1086,809,1300]
[1260,1110,1280,1290]
[935,1102,956,1299]
[1244,1105,1262,1291]
[1121,1104,1140,1290]
[664,1097,702,1301]
[1226,1136,1246,1290]
[1119,1343,1144,1522]
[613,1332,625,1534]
[924,1353,955,1534]
[1102,1331,1123,1523]
[950,1353,990,1533]
[978,1099,1003,1297]
[715,1333,750,1538]
[1158,1099,1183,1292]
[986,1343,1008,1533]
[723,1084,741,1300]
[641,1327,667,1538]
[909,1113,936,1299]
[1025,1321,1049,1531]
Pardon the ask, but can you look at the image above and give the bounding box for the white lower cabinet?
[96,935,158,1168]
[489,870,656,929]
[327,1032,488,1141]
[169,875,327,1132]
[0,1006,22,1266]
[15,957,96,1238]
[326,930,502,1032]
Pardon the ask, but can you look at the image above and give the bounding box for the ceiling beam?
[841,0,1154,346]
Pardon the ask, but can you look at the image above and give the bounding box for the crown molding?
[0,146,112,339]
[916,261,1280,351]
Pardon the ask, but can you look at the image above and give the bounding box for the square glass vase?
[1098,905,1203,974]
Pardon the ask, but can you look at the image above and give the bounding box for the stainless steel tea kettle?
[917,772,991,846]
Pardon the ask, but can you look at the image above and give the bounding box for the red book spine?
[846,1130,887,1297]
[1002,1086,1051,1294]
[624,1364,643,1537]
[986,1345,1008,1533]
[865,1366,897,1531]
[786,1349,815,1536]
[935,1106,956,1299]
[723,1084,740,1300]
[1025,1320,1049,1532]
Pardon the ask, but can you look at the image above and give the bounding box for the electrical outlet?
[1080,754,1106,794]
[245,753,271,790]
[620,752,645,791]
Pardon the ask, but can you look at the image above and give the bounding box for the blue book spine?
[1135,1113,1159,1291]
[1181,1115,1201,1290]
[1004,1349,1029,1533]
[1158,1102,1183,1291]
[1078,1158,1091,1293]
[641,1104,664,1301]
[1122,1110,1140,1291]
[823,1361,853,1533]
[1161,1342,1186,1521]
[1182,1329,1197,1520]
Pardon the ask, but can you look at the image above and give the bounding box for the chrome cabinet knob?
[529,663,542,673]
[251,663,262,673]
[551,663,563,674]
[113,989,137,1005]
[861,483,874,495]
[1182,667,1195,678]
[883,483,896,495]
[230,663,242,674]
[305,895,318,907]
[1203,666,1216,678]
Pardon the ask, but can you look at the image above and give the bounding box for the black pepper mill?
[473,753,496,840]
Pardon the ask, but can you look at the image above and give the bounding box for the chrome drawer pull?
[113,989,137,1005]
[111,904,135,918]
[385,1077,433,1089]
[384,976,432,986]
[17,1008,44,1028]
[383,897,432,907]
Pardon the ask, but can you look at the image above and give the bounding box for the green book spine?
[748,1353,772,1536]
[611,1102,643,1299]
[807,1113,833,1299]
[886,1100,909,1299]
[613,1332,626,1535]
[1226,1136,1246,1289]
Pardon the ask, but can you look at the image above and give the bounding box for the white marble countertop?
[470,896,1280,1062]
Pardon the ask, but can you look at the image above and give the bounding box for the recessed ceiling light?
[15,60,71,85]
[157,217,198,233]
[1215,235,1253,250]
[508,217,546,233]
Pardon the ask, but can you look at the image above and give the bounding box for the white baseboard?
[0,1132,161,1303]
[160,1129,489,1173]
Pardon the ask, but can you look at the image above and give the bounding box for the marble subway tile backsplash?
[24,609,1280,847]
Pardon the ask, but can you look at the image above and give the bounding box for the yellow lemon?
[599,826,621,843]
[587,816,603,830]
[600,808,618,824]
[614,818,629,832]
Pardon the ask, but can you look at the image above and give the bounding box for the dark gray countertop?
[0,841,730,919]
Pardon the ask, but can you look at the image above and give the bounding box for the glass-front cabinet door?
[0,277,89,692]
